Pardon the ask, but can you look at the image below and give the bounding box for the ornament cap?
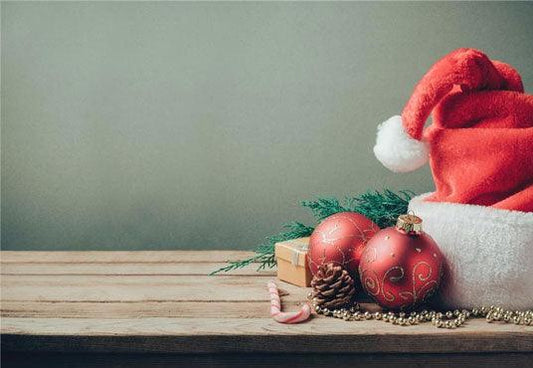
[396,213,423,234]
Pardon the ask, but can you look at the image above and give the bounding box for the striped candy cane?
[267,280,311,324]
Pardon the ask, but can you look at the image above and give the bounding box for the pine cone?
[311,263,356,309]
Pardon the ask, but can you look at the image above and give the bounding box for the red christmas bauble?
[358,214,444,310]
[308,212,379,276]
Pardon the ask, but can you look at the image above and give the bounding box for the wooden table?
[1,251,532,368]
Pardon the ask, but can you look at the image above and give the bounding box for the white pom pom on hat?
[373,115,429,173]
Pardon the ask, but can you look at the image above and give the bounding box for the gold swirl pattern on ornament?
[364,246,377,264]
[417,263,443,304]
[361,260,440,308]
[382,266,404,302]
[361,268,380,296]
[398,261,437,306]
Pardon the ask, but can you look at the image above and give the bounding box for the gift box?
[275,237,312,287]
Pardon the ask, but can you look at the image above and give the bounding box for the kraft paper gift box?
[275,237,312,287]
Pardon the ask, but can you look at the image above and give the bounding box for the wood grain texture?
[1,250,532,358]
[3,352,532,368]
[1,275,302,302]
[1,301,378,319]
[2,317,532,353]
[0,301,275,319]
[0,250,255,263]
[1,262,275,276]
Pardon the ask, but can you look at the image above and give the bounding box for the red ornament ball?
[358,215,444,310]
[308,212,379,276]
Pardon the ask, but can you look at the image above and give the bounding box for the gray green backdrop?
[2,2,532,250]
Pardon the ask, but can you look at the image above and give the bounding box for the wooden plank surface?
[0,250,255,263]
[0,301,277,319]
[1,250,532,357]
[3,352,532,368]
[2,317,532,354]
[1,275,305,302]
[0,262,274,276]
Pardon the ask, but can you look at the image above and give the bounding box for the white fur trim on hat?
[409,193,533,310]
[373,115,429,173]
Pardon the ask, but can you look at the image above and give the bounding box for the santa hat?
[374,48,533,212]
[372,48,533,309]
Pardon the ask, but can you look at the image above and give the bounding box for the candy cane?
[268,281,311,324]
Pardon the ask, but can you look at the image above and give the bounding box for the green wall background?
[2,2,532,250]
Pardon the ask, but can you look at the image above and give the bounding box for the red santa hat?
[373,49,533,310]
[374,48,533,212]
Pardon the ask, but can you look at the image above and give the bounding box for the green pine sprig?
[210,189,415,274]
[300,197,345,222]
[346,189,414,228]
[303,189,414,229]
[209,222,314,275]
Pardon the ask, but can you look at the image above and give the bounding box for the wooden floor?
[1,250,532,367]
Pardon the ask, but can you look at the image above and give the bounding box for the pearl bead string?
[308,295,532,329]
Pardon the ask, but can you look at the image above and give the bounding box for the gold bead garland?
[307,294,532,329]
